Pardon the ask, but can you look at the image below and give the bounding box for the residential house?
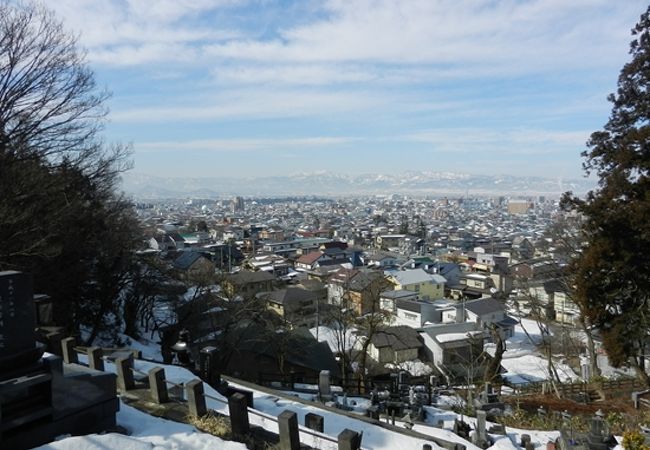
[150,231,186,250]
[379,289,418,314]
[392,299,442,328]
[181,231,212,247]
[148,235,175,252]
[172,251,215,280]
[386,268,446,301]
[436,262,462,286]
[366,326,423,364]
[327,268,389,315]
[375,234,407,250]
[420,321,486,383]
[295,251,327,271]
[399,256,436,272]
[259,228,286,241]
[262,238,333,257]
[223,270,275,299]
[462,298,517,339]
[363,251,400,268]
[448,273,495,300]
[510,257,558,282]
[511,236,535,261]
[244,254,291,276]
[534,279,580,325]
[258,288,319,329]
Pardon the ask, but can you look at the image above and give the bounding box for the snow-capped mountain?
[121,171,594,198]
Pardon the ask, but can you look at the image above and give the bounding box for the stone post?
[305,413,324,432]
[338,429,362,450]
[199,346,220,387]
[474,410,487,446]
[46,331,64,356]
[278,410,301,450]
[186,379,207,417]
[148,367,169,404]
[319,370,331,400]
[87,347,104,371]
[116,356,135,391]
[61,337,78,364]
[228,392,250,436]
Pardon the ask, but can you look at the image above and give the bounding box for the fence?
[505,377,641,398]
[60,337,372,450]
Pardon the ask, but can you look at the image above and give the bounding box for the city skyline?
[50,0,647,179]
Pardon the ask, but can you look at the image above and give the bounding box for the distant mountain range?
[120,171,595,198]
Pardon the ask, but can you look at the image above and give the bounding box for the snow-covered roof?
[435,331,483,343]
[389,268,445,286]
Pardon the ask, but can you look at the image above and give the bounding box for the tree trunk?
[629,356,650,388]
[484,326,505,382]
[578,316,600,377]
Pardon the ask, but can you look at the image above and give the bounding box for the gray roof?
[396,299,423,313]
[173,251,206,270]
[464,298,505,316]
[262,288,317,306]
[380,290,418,300]
[370,326,422,350]
[228,270,275,285]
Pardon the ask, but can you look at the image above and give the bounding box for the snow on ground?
[310,325,358,353]
[385,359,434,376]
[66,316,586,450]
[485,317,579,384]
[121,334,163,361]
[69,353,576,450]
[422,405,561,450]
[33,401,246,450]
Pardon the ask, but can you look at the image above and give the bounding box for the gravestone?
[0,271,119,450]
[0,271,53,447]
[319,369,332,401]
[0,271,40,366]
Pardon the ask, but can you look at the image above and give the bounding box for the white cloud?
[50,0,646,79]
[406,128,591,155]
[204,0,643,72]
[214,64,377,85]
[111,88,385,122]
[50,0,243,65]
[136,136,356,152]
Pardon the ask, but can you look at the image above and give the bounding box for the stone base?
[0,356,119,450]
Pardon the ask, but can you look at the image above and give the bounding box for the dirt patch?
[505,394,636,416]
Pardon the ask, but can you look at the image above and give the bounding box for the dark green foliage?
[563,6,650,381]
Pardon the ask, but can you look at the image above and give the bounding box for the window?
[403,312,418,321]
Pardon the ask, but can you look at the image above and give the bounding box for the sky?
[47,0,648,179]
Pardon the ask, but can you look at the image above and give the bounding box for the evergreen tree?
[562,6,650,384]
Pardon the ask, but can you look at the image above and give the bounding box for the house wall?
[395,309,422,328]
[369,344,394,363]
[394,348,419,363]
[400,281,444,300]
[394,302,438,327]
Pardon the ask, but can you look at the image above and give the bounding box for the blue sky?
[50,0,647,179]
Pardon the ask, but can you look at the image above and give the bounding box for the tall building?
[231,196,244,213]
[507,199,531,215]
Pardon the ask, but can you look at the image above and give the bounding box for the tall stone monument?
[0,271,42,366]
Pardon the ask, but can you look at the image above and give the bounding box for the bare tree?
[0,1,109,162]
[538,215,601,378]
